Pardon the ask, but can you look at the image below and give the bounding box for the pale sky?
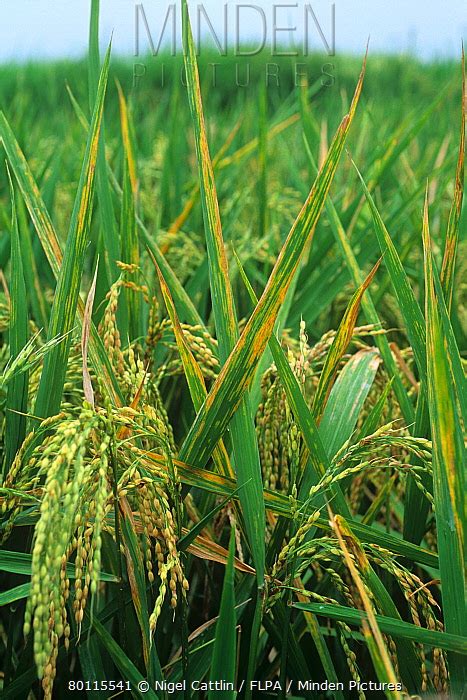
[0,0,465,61]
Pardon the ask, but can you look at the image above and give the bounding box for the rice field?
[0,1,466,698]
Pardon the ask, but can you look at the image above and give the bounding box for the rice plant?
[0,1,465,698]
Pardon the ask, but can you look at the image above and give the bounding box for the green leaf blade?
[34,45,111,419]
[422,195,466,693]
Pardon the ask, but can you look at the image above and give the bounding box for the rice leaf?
[154,255,234,480]
[231,246,350,514]
[431,254,467,427]
[354,161,427,383]
[117,81,141,341]
[293,602,467,655]
[402,391,432,545]
[320,349,381,460]
[179,485,245,552]
[16,196,48,330]
[208,528,236,699]
[440,49,465,312]
[312,260,380,422]
[138,450,438,569]
[64,85,215,339]
[302,136,415,426]
[332,515,403,697]
[4,172,28,475]
[0,550,117,582]
[119,497,159,682]
[0,583,31,607]
[0,79,123,409]
[33,46,110,419]
[258,81,268,240]
[92,617,159,700]
[422,193,466,693]
[181,0,265,586]
[178,55,366,472]
[293,581,345,700]
[88,0,119,285]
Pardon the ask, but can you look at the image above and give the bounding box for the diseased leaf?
[181,0,265,588]
[440,49,465,311]
[422,193,466,693]
[179,54,367,472]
